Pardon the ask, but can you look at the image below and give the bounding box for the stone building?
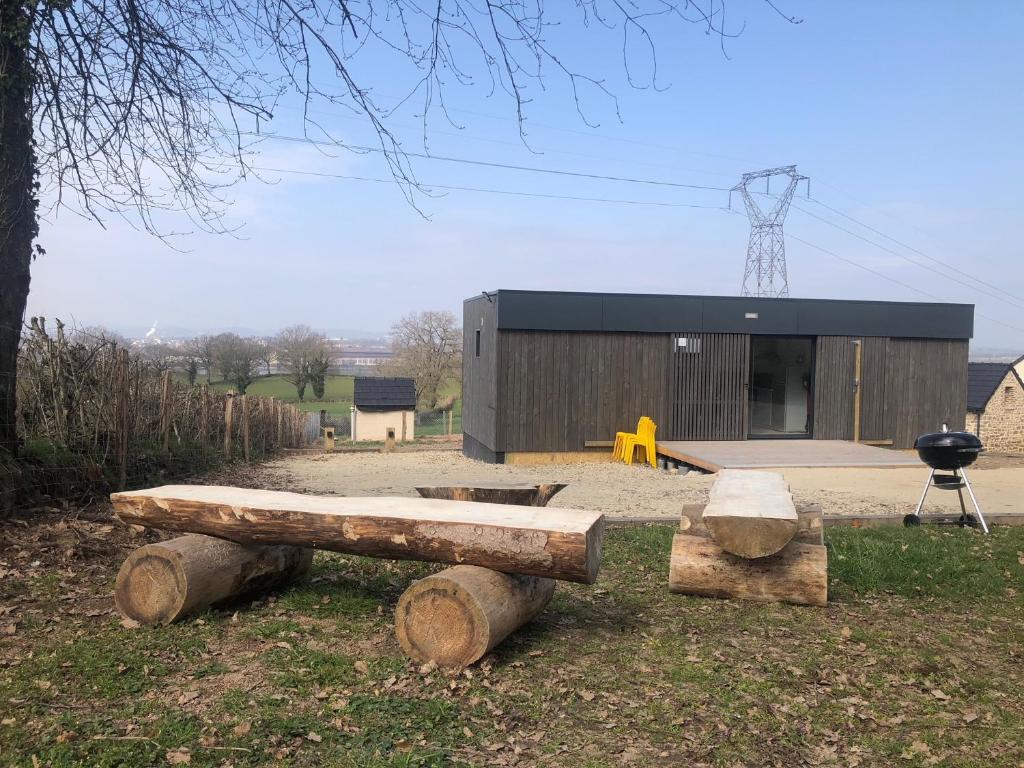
[965,356,1024,452]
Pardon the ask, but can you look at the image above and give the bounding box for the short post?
[116,349,130,490]
[223,393,234,459]
[385,427,396,453]
[350,405,357,443]
[448,409,453,436]
[241,394,251,463]
[401,411,407,442]
[199,384,209,453]
[275,401,283,447]
[160,370,172,452]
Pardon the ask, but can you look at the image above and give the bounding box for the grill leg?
[955,470,968,518]
[959,468,989,534]
[914,468,935,516]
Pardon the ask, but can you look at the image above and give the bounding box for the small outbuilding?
[463,289,975,464]
[352,377,416,442]
[965,357,1024,452]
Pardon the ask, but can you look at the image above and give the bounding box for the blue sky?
[28,1,1024,348]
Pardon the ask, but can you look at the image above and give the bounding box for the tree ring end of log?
[396,579,489,667]
[114,547,187,625]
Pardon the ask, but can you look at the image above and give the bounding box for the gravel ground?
[256,449,1024,519]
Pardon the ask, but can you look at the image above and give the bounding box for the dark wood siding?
[496,331,671,452]
[813,336,856,440]
[462,297,499,451]
[669,333,749,440]
[883,338,968,447]
[815,336,968,447]
[859,337,890,441]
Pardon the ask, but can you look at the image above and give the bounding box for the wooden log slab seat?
[396,565,555,667]
[115,534,313,625]
[110,485,604,584]
[668,533,827,607]
[415,483,566,507]
[702,469,799,559]
[681,504,824,546]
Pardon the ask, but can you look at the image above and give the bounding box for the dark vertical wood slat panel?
[882,338,968,447]
[462,299,499,451]
[496,330,671,452]
[813,336,855,440]
[668,332,748,440]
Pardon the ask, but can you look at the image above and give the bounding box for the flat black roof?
[468,290,974,340]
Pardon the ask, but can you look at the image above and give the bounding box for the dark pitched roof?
[354,377,416,410]
[967,362,1016,411]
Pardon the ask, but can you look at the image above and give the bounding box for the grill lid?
[913,431,982,451]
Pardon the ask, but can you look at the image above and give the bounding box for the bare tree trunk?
[0,0,38,456]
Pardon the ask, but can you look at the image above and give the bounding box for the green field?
[206,375,462,432]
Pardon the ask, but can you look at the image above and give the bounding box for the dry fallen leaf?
[177,691,200,705]
[232,721,252,737]
[306,731,322,743]
[930,689,950,701]
[166,749,191,765]
[120,618,141,630]
[579,691,596,702]
[840,626,852,639]
[354,660,369,675]
[56,730,77,744]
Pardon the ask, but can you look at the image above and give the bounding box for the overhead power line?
[242,132,732,192]
[806,197,1024,307]
[790,203,1024,311]
[253,166,727,209]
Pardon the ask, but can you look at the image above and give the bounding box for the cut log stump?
[114,534,313,625]
[110,485,604,583]
[415,483,566,507]
[668,533,827,607]
[396,565,555,668]
[702,470,799,559]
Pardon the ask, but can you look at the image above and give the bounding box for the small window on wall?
[475,329,481,357]
[676,337,701,354]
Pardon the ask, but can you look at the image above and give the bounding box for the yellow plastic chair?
[622,418,657,467]
[613,416,650,461]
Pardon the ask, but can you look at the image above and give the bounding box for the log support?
[115,534,313,625]
[668,533,827,607]
[396,565,555,668]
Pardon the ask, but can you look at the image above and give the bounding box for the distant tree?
[307,349,334,400]
[385,311,462,410]
[70,326,129,348]
[213,333,262,394]
[254,338,273,376]
[188,336,217,384]
[140,343,175,372]
[182,354,201,387]
[275,325,331,401]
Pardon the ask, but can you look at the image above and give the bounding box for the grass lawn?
[1,518,1021,767]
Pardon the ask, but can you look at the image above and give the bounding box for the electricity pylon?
[732,165,809,298]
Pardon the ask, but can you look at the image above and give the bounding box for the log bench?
[111,485,604,584]
[668,470,828,607]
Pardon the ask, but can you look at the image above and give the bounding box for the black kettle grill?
[905,424,988,533]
